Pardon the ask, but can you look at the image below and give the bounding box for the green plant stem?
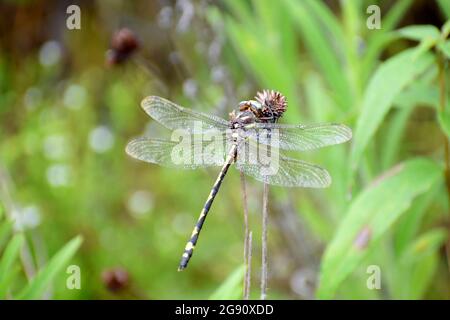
[437,50,450,274]
[261,183,269,300]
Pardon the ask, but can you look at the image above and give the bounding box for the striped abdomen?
[178,144,237,271]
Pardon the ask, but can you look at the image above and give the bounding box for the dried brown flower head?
[255,90,287,120]
[106,28,139,66]
[101,267,129,292]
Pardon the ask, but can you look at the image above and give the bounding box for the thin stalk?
[261,183,269,300]
[437,51,450,274]
[240,172,251,299]
[245,232,252,299]
[438,52,450,193]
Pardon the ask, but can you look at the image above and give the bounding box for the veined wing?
[235,140,331,188]
[245,123,352,152]
[141,96,229,133]
[126,136,228,169]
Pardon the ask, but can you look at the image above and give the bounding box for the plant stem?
[240,172,251,300]
[245,231,252,299]
[437,50,450,274]
[261,183,269,300]
[438,52,449,186]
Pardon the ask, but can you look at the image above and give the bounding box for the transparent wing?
[235,140,331,188]
[126,136,228,169]
[141,96,229,133]
[244,123,352,151]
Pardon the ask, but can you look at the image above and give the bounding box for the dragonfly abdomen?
[178,145,237,271]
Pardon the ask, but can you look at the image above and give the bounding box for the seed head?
[101,267,130,292]
[106,28,139,66]
[255,90,287,120]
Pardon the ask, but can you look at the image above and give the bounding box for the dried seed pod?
[106,28,139,66]
[255,89,288,120]
[102,268,129,292]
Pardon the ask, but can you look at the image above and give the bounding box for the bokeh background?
[0,0,449,299]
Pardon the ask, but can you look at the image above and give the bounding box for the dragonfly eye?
[238,100,250,111]
[248,100,262,110]
[238,100,262,111]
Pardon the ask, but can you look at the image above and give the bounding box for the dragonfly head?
[238,99,277,123]
[237,100,265,120]
[229,101,261,128]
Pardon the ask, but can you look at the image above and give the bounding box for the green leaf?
[394,185,440,255]
[398,25,441,41]
[408,253,438,299]
[385,79,442,167]
[437,40,450,59]
[209,265,245,300]
[437,1,450,20]
[351,48,434,171]
[362,0,414,85]
[442,20,450,38]
[394,229,448,299]
[380,107,413,170]
[0,266,19,299]
[0,233,24,298]
[401,229,448,265]
[393,81,439,109]
[17,236,82,299]
[317,158,442,299]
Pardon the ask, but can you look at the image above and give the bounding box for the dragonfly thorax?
[229,109,258,129]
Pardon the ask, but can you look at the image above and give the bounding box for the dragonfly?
[126,91,352,271]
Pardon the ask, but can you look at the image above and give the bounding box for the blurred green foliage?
[0,0,449,299]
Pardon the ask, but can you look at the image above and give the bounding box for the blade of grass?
[304,0,345,45]
[209,265,245,300]
[284,0,353,110]
[0,233,24,298]
[17,235,82,300]
[0,220,13,251]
